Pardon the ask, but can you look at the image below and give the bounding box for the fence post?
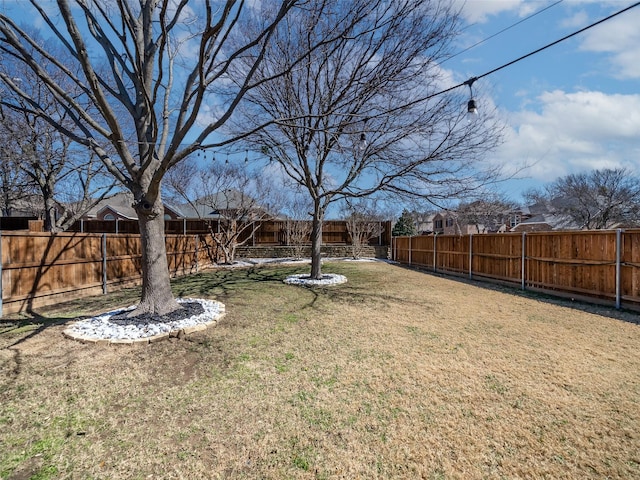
[195,234,199,272]
[468,233,473,279]
[252,221,256,247]
[102,233,108,295]
[616,229,622,309]
[408,236,412,265]
[115,218,119,235]
[433,234,437,273]
[183,218,187,236]
[521,232,526,291]
[393,236,397,261]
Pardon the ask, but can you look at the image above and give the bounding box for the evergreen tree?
[392,209,417,236]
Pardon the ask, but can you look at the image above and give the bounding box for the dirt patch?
[1,261,639,479]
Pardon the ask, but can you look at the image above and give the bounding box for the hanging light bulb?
[464,77,478,119]
[359,132,367,151]
[359,117,369,151]
[467,99,478,115]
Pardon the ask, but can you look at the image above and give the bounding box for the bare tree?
[455,195,520,234]
[0,106,36,216]
[166,157,278,264]
[281,189,313,259]
[344,199,385,259]
[0,30,115,230]
[5,104,114,231]
[0,1,324,316]
[232,0,503,279]
[526,168,640,229]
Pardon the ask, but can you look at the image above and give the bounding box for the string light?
[359,117,368,151]
[454,1,640,114]
[465,78,478,117]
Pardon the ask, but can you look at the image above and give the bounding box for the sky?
[2,0,639,208]
[446,0,640,202]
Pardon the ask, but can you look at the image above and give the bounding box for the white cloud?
[560,9,588,28]
[455,0,541,24]
[195,102,225,128]
[578,9,640,79]
[494,90,640,181]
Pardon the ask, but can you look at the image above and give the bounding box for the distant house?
[510,213,578,232]
[82,192,184,221]
[414,212,436,234]
[1,194,46,218]
[422,198,601,235]
[432,212,477,235]
[510,200,579,232]
[177,189,273,221]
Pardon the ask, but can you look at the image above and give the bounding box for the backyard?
[1,260,639,479]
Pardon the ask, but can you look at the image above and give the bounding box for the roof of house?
[96,204,138,220]
[85,191,185,219]
[84,192,135,218]
[178,190,267,219]
[511,213,579,231]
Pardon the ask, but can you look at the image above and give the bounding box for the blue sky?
[3,0,639,207]
[446,0,640,202]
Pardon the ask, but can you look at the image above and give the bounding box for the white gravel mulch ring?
[63,297,225,345]
[283,273,348,286]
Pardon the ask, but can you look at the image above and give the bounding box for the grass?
[1,261,639,479]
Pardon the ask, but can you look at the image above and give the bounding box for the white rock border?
[283,273,348,286]
[63,298,225,345]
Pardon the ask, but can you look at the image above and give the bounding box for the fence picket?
[393,230,640,311]
[0,219,393,315]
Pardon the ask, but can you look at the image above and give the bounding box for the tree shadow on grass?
[1,263,390,352]
[0,314,74,350]
[172,265,309,299]
[175,265,385,312]
[269,266,438,312]
[0,266,301,344]
[0,314,74,390]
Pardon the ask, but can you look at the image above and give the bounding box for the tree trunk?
[221,243,232,264]
[229,241,237,264]
[43,199,58,232]
[129,195,181,316]
[310,203,324,280]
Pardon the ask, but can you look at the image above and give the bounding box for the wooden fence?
[392,230,640,311]
[0,216,41,231]
[0,231,216,315]
[70,219,393,246]
[0,219,392,315]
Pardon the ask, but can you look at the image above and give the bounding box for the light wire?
[443,0,565,65]
[437,1,640,97]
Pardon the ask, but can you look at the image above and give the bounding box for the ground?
[1,260,639,479]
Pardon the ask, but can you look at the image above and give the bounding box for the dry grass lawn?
[1,261,639,479]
